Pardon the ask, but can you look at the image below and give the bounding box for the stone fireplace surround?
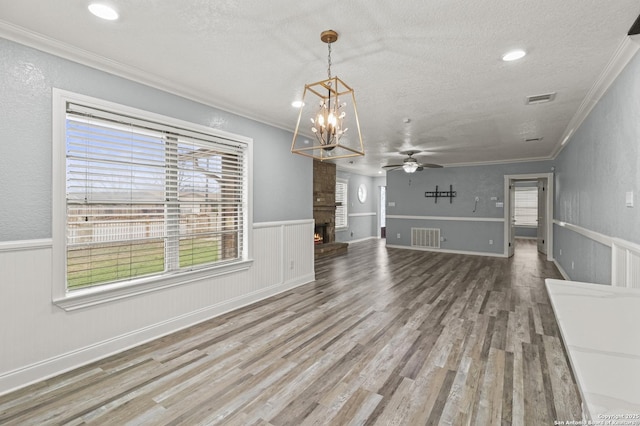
[313,160,348,258]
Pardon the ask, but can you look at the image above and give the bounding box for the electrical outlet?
[397,233,401,239]
[571,261,574,270]
[559,249,562,255]
[489,239,493,245]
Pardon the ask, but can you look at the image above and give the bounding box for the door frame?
[378,185,386,238]
[503,172,554,261]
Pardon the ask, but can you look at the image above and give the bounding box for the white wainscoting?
[0,219,314,396]
[612,238,640,289]
[554,220,640,287]
[386,215,504,222]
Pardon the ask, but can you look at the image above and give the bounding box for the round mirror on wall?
[357,183,367,203]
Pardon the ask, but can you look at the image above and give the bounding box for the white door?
[508,181,515,257]
[537,178,547,254]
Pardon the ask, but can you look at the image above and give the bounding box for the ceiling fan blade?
[382,164,403,169]
[419,163,443,168]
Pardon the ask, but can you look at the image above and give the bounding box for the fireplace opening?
[314,223,328,245]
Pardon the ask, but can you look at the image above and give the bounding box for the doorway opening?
[504,173,553,260]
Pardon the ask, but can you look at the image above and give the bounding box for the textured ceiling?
[1,1,638,175]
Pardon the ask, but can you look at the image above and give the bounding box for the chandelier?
[291,30,364,161]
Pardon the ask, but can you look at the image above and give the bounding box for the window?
[335,179,348,229]
[514,186,538,226]
[53,90,252,309]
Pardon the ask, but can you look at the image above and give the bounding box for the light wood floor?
[0,239,582,425]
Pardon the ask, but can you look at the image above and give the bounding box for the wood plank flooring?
[0,239,582,425]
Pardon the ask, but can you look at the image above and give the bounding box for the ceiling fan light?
[403,162,419,173]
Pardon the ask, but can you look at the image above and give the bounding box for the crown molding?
[552,36,640,159]
[443,154,554,168]
[0,20,294,135]
[0,20,198,99]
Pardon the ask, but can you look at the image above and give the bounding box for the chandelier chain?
[327,42,332,79]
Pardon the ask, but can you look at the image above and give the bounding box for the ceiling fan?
[382,150,443,173]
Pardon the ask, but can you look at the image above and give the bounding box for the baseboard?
[0,273,314,396]
[553,259,571,280]
[338,236,377,244]
[385,244,507,258]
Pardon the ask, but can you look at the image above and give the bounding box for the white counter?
[545,279,640,422]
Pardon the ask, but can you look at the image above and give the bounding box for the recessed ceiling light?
[502,49,526,62]
[291,101,305,108]
[88,3,119,20]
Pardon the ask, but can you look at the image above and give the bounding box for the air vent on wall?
[411,227,440,249]
[525,92,556,105]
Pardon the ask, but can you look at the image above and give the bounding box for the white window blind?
[335,180,348,229]
[64,102,248,290]
[514,186,538,226]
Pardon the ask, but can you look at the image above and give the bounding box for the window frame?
[52,89,253,311]
[335,179,348,230]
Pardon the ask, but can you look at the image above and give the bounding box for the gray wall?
[335,170,385,242]
[0,38,312,242]
[515,226,537,238]
[553,49,640,284]
[386,160,554,254]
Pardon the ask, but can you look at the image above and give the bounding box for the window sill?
[53,259,253,311]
